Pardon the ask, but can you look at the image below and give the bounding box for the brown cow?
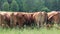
[10,12,26,28]
[0,12,7,27]
[0,12,12,28]
[3,12,13,27]
[0,14,4,27]
[10,12,18,27]
[47,11,60,28]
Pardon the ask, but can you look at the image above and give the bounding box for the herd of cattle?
[0,11,60,28]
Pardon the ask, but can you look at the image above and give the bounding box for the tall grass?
[0,27,60,34]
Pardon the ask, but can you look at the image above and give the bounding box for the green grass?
[0,27,60,34]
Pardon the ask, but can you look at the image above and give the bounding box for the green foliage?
[2,2,9,11]
[0,0,7,10]
[15,0,23,11]
[41,7,50,12]
[0,0,60,12]
[10,0,19,11]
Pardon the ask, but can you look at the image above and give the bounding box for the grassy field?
[0,27,60,34]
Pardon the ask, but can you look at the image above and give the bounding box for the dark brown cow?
[22,13,34,27]
[11,12,34,28]
[16,12,34,28]
[16,12,26,27]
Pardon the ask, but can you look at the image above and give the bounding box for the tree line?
[0,0,60,12]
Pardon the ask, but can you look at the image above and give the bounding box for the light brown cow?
[41,12,48,27]
[33,11,48,28]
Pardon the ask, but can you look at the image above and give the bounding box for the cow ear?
[48,15,53,20]
[48,12,58,20]
[31,14,33,16]
[11,13,14,16]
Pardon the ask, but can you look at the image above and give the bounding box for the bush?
[2,2,9,11]
[10,0,19,11]
[41,7,51,12]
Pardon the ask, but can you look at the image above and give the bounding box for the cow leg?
[40,22,43,27]
[36,21,40,28]
[18,22,24,28]
[13,21,17,28]
[0,15,2,26]
[10,17,13,28]
[0,15,4,27]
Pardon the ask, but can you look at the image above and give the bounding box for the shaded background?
[0,0,60,12]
